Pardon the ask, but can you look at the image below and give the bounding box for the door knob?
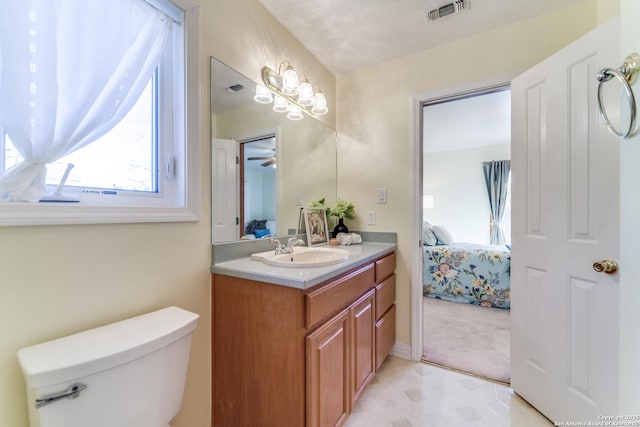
[593,259,618,274]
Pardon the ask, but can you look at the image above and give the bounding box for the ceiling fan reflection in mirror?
[247,148,276,167]
[248,155,276,167]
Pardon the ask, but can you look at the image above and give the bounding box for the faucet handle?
[287,236,305,247]
[271,238,285,254]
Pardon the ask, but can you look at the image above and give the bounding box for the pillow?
[432,225,454,245]
[245,219,267,235]
[254,229,271,238]
[422,222,437,246]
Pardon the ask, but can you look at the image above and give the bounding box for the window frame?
[0,0,200,226]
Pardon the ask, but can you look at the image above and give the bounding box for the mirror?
[211,57,337,243]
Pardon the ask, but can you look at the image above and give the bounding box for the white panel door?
[211,138,238,243]
[511,18,621,422]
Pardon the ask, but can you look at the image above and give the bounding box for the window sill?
[0,202,199,226]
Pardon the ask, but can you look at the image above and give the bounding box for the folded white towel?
[336,232,362,245]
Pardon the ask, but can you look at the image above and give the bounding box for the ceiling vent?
[226,84,245,93]
[425,0,469,22]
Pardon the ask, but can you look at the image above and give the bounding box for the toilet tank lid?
[17,306,199,388]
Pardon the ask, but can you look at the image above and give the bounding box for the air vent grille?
[425,0,469,22]
[226,84,245,93]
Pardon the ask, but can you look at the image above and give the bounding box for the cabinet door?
[375,304,396,371]
[350,289,375,405]
[307,309,350,427]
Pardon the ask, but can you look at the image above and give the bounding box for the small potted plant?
[329,198,355,237]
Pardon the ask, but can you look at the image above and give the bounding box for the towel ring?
[596,53,640,139]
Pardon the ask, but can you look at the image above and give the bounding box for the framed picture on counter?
[302,207,329,246]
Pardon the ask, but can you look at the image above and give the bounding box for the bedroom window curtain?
[482,160,511,245]
[0,0,172,202]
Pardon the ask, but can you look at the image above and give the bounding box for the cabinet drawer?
[375,274,395,321]
[305,263,374,328]
[375,304,395,371]
[375,253,396,283]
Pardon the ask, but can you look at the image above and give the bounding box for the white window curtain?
[0,0,172,202]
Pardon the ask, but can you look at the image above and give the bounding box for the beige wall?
[424,144,510,245]
[335,1,598,346]
[599,0,620,22]
[0,1,334,427]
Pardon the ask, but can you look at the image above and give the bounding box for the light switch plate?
[376,188,387,204]
[367,211,376,225]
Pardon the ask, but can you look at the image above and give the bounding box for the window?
[3,77,157,193]
[0,0,200,226]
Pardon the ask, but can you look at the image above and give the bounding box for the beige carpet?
[422,296,511,383]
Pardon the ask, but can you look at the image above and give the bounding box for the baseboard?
[389,341,412,360]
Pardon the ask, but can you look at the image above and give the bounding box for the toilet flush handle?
[35,383,87,409]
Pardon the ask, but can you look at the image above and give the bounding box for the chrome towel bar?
[596,52,639,139]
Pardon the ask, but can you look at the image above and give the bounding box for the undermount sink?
[251,246,350,268]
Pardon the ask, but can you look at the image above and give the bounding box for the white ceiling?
[258,0,589,74]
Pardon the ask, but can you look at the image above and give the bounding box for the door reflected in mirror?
[211,57,337,243]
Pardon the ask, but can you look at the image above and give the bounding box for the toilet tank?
[17,306,199,427]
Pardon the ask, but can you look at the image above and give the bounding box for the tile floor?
[344,357,553,427]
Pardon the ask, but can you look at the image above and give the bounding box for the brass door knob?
[593,259,618,274]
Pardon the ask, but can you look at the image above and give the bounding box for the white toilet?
[17,306,199,427]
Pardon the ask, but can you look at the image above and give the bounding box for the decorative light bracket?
[260,64,328,119]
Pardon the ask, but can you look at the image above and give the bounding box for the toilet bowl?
[17,306,199,427]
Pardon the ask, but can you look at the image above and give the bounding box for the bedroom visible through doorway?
[421,88,512,383]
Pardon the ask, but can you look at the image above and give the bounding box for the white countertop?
[211,242,396,290]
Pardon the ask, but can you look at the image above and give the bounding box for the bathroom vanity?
[211,240,396,427]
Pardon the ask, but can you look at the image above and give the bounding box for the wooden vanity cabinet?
[213,252,395,427]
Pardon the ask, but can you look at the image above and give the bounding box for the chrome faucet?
[271,236,305,254]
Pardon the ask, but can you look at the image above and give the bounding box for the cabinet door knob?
[593,259,618,274]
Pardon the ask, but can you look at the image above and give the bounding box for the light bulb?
[311,91,328,115]
[297,81,314,106]
[287,104,303,120]
[273,95,289,113]
[281,65,299,96]
[253,85,273,104]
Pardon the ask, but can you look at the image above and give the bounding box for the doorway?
[416,84,513,383]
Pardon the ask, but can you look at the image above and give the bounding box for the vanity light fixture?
[254,60,329,120]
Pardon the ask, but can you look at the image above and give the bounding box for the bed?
[422,241,511,309]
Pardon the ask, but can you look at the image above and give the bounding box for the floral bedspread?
[423,243,511,309]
